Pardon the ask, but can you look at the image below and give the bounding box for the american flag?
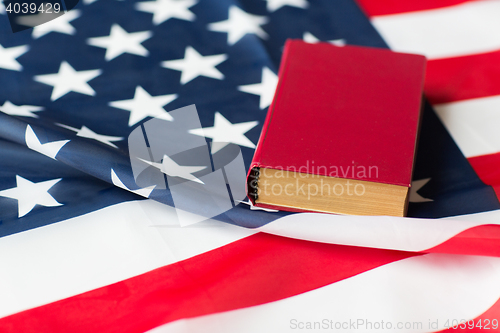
[0,0,500,331]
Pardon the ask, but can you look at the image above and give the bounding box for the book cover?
[247,40,426,216]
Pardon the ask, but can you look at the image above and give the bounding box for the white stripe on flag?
[371,1,500,59]
[434,95,500,158]
[0,199,255,318]
[258,210,500,252]
[149,253,500,333]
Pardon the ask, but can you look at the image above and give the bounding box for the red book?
[246,40,426,216]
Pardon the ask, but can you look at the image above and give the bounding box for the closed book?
[246,40,426,216]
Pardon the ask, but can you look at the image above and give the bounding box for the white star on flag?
[111,169,155,198]
[0,101,43,118]
[189,112,258,153]
[87,24,153,61]
[56,123,124,148]
[0,43,29,71]
[138,154,207,184]
[238,67,278,109]
[208,6,268,45]
[161,46,227,84]
[109,86,177,126]
[303,32,346,46]
[17,10,81,39]
[0,175,63,218]
[34,61,102,101]
[25,125,70,160]
[135,0,197,25]
[410,178,434,203]
[265,0,308,12]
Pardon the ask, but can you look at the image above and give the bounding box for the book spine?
[246,99,273,203]
[246,40,295,204]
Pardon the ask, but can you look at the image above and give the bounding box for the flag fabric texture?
[0,0,500,332]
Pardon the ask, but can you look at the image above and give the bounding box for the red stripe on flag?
[355,0,471,17]
[468,153,500,199]
[0,233,417,333]
[424,225,500,257]
[425,50,500,105]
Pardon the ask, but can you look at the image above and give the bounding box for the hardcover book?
[246,40,426,216]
